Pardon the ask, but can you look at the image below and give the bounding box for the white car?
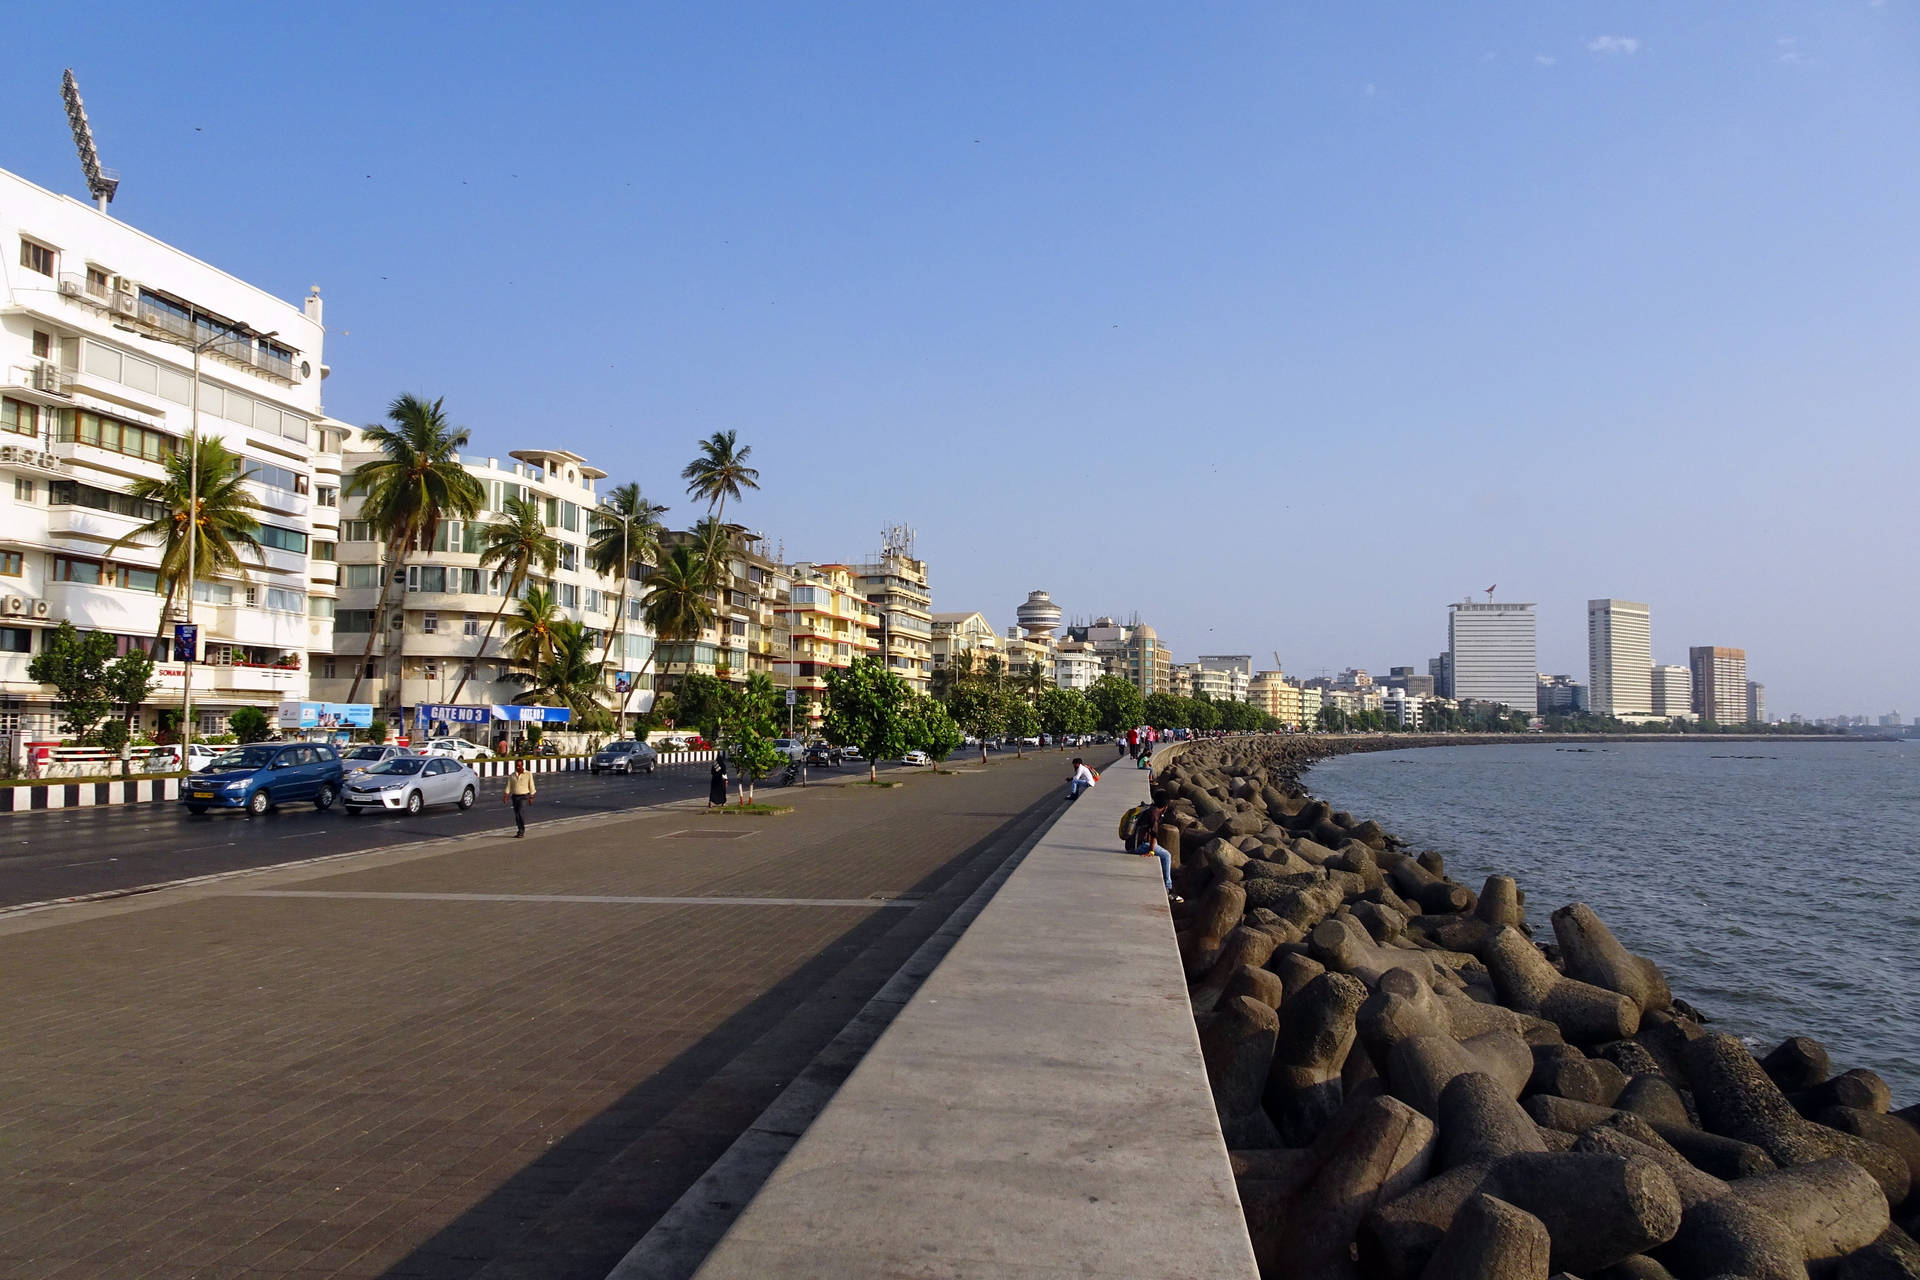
[772,738,806,762]
[900,750,932,767]
[343,756,479,816]
[142,743,221,772]
[420,737,491,762]
[338,744,418,779]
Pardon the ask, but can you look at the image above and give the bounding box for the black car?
[804,743,839,768]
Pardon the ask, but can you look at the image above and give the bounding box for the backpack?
[1126,805,1157,851]
[1118,804,1143,845]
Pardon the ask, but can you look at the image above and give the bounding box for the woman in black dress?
[708,756,728,810]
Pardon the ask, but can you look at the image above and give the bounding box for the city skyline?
[4,3,1913,717]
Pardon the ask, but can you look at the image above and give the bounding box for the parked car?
[339,744,417,779]
[900,749,932,767]
[652,735,688,752]
[343,756,479,816]
[144,743,220,773]
[840,744,863,760]
[803,743,839,768]
[772,738,806,762]
[590,740,659,775]
[182,743,345,816]
[421,737,491,762]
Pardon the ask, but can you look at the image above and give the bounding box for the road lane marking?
[241,890,907,908]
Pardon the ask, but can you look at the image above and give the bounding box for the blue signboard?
[415,704,490,726]
[489,704,573,724]
[173,623,198,663]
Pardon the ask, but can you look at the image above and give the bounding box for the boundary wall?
[682,745,1258,1278]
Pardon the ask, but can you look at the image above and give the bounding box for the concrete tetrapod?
[1437,1071,1551,1170]
[1200,994,1281,1140]
[1483,925,1642,1045]
[1282,1094,1438,1280]
[1682,1033,1911,1206]
[1730,1158,1894,1263]
[1418,1192,1552,1280]
[1551,903,1673,1015]
[1264,970,1368,1146]
[1820,1107,1920,1211]
[1526,1093,1780,1180]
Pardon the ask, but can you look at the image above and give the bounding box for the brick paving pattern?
[0,755,1075,1279]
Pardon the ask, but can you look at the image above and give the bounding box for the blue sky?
[8,2,1916,718]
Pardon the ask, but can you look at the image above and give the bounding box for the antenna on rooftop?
[1485,584,1497,602]
[61,70,119,211]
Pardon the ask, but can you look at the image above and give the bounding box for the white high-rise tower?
[1447,600,1537,711]
[1588,599,1653,718]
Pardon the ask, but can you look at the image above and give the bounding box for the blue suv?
[182,743,345,816]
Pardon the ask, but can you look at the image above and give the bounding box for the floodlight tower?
[61,69,119,211]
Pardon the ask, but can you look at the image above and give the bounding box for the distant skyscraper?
[1650,664,1692,718]
[1428,653,1452,699]
[1587,600,1653,717]
[1448,601,1538,711]
[1747,682,1767,725]
[1688,647,1749,723]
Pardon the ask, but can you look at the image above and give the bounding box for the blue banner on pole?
[489,704,573,724]
[173,623,198,663]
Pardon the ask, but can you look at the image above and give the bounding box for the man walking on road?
[504,761,536,837]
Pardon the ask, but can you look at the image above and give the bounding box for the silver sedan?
[342,756,479,816]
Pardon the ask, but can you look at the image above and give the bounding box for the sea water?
[1307,741,1920,1103]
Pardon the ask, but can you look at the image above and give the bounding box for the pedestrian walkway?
[0,753,1073,1280]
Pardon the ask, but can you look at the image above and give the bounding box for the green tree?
[509,619,611,729]
[1037,686,1088,749]
[1143,692,1187,729]
[229,706,271,743]
[1086,675,1145,735]
[946,682,1004,763]
[449,495,558,705]
[343,394,486,706]
[106,436,264,657]
[725,726,782,803]
[1018,661,1047,705]
[1316,705,1348,733]
[718,673,782,801]
[105,647,155,732]
[502,584,565,674]
[681,429,761,523]
[27,622,117,743]
[907,695,965,764]
[641,544,720,691]
[673,672,730,742]
[981,654,1006,692]
[586,482,668,727]
[822,655,913,782]
[1188,697,1221,731]
[366,717,390,745]
[1002,694,1040,757]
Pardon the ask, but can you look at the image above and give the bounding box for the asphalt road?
[0,757,905,910]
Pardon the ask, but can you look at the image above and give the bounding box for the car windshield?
[602,743,636,752]
[343,747,388,760]
[367,759,426,776]
[209,747,277,771]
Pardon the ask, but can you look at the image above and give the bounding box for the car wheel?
[646,764,656,774]
[405,789,424,816]
[247,790,271,816]
[186,804,207,816]
[315,783,338,811]
[459,785,475,810]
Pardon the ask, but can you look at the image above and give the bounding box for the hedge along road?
[0,756,914,911]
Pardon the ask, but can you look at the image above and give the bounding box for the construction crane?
[1273,650,1284,672]
[61,69,119,211]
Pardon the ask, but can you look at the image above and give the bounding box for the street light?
[116,322,276,757]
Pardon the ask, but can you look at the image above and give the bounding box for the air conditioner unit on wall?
[112,294,137,317]
[114,276,136,294]
[32,600,50,618]
[32,363,66,394]
[2,597,24,617]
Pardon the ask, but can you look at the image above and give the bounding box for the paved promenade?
[0,753,1074,1279]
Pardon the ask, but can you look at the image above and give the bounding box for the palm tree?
[502,585,564,674]
[982,654,1006,692]
[509,619,608,728]
[1020,660,1048,705]
[446,496,557,705]
[687,515,734,593]
[343,395,484,706]
[641,544,719,695]
[586,483,667,728]
[108,437,264,653]
[681,430,760,523]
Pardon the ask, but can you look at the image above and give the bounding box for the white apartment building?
[1650,664,1692,719]
[1447,600,1537,711]
[309,441,651,731]
[1587,599,1653,718]
[1052,640,1102,691]
[851,547,932,696]
[931,611,1000,674]
[1746,681,1766,726]
[1195,654,1253,702]
[1,164,331,746]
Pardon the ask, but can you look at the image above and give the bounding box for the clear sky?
[8,2,1916,719]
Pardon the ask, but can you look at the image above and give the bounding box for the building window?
[340,564,381,588]
[266,588,305,613]
[343,520,373,542]
[335,610,373,632]
[422,611,438,634]
[14,479,33,503]
[558,583,578,609]
[239,458,305,494]
[316,486,338,508]
[308,597,335,618]
[407,566,446,593]
[31,331,51,359]
[0,551,21,576]
[312,540,336,562]
[52,555,104,585]
[19,239,54,277]
[49,480,168,523]
[321,656,337,679]
[2,398,38,438]
[192,581,234,605]
[463,615,480,636]
[58,409,175,463]
[0,626,31,653]
[257,524,308,555]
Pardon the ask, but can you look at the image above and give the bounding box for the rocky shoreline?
[1158,736,1918,1279]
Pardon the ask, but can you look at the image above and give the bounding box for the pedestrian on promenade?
[504,761,536,837]
[1127,727,1140,759]
[1067,757,1098,801]
[708,756,728,810]
[1129,792,1181,903]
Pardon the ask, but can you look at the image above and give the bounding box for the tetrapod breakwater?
[1160,735,1918,1279]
